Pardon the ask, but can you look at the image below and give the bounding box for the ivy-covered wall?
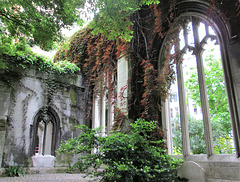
[0,57,88,167]
[52,0,240,181]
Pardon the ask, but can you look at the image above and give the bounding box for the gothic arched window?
[160,3,239,158]
[31,108,60,156]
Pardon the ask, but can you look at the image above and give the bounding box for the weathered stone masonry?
[0,65,88,167]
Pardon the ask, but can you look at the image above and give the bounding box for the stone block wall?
[0,66,87,167]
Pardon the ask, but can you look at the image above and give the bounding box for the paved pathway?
[0,173,100,182]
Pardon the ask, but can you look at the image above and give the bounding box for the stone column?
[100,95,106,136]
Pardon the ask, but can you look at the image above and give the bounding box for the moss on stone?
[70,90,77,105]
[69,118,77,132]
[0,119,6,131]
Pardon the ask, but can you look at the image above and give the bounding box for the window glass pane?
[183,50,206,154]
[187,22,194,46]
[179,28,185,50]
[198,22,206,42]
[169,64,183,155]
[202,39,234,154]
[208,26,215,35]
[170,45,175,55]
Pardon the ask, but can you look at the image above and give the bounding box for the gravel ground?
[0,173,100,182]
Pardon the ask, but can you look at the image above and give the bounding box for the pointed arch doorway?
[31,107,60,167]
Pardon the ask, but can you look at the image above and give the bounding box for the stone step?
[28,167,68,174]
[0,167,69,176]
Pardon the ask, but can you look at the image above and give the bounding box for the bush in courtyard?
[214,135,235,154]
[58,118,183,182]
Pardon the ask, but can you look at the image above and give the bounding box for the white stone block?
[32,155,56,167]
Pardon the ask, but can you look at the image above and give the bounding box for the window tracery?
[161,16,234,157]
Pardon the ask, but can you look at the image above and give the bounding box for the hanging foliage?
[54,27,128,124]
[54,0,240,129]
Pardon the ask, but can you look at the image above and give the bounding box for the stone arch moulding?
[158,0,240,157]
[30,107,60,156]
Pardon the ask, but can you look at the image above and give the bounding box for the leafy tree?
[0,0,161,51]
[185,51,231,135]
[172,114,234,154]
[172,115,206,154]
[214,135,234,154]
[87,0,160,41]
[0,0,85,50]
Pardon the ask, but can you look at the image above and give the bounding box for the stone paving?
[0,173,100,182]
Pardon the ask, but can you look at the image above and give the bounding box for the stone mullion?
[192,18,214,157]
[175,39,191,157]
[204,22,209,36]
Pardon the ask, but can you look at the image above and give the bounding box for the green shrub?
[58,118,183,182]
[214,135,235,154]
[3,166,26,177]
[172,114,234,154]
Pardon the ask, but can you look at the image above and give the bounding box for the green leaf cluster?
[0,0,162,51]
[0,48,80,76]
[3,166,27,177]
[88,0,160,41]
[185,51,231,135]
[214,135,234,154]
[172,115,206,154]
[0,0,85,50]
[1,53,80,75]
[0,30,80,74]
[172,114,233,154]
[58,118,183,182]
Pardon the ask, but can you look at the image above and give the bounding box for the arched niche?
[31,107,60,156]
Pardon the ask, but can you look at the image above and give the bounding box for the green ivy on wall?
[0,35,80,74]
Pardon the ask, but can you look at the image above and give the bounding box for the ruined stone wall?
[0,66,87,167]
